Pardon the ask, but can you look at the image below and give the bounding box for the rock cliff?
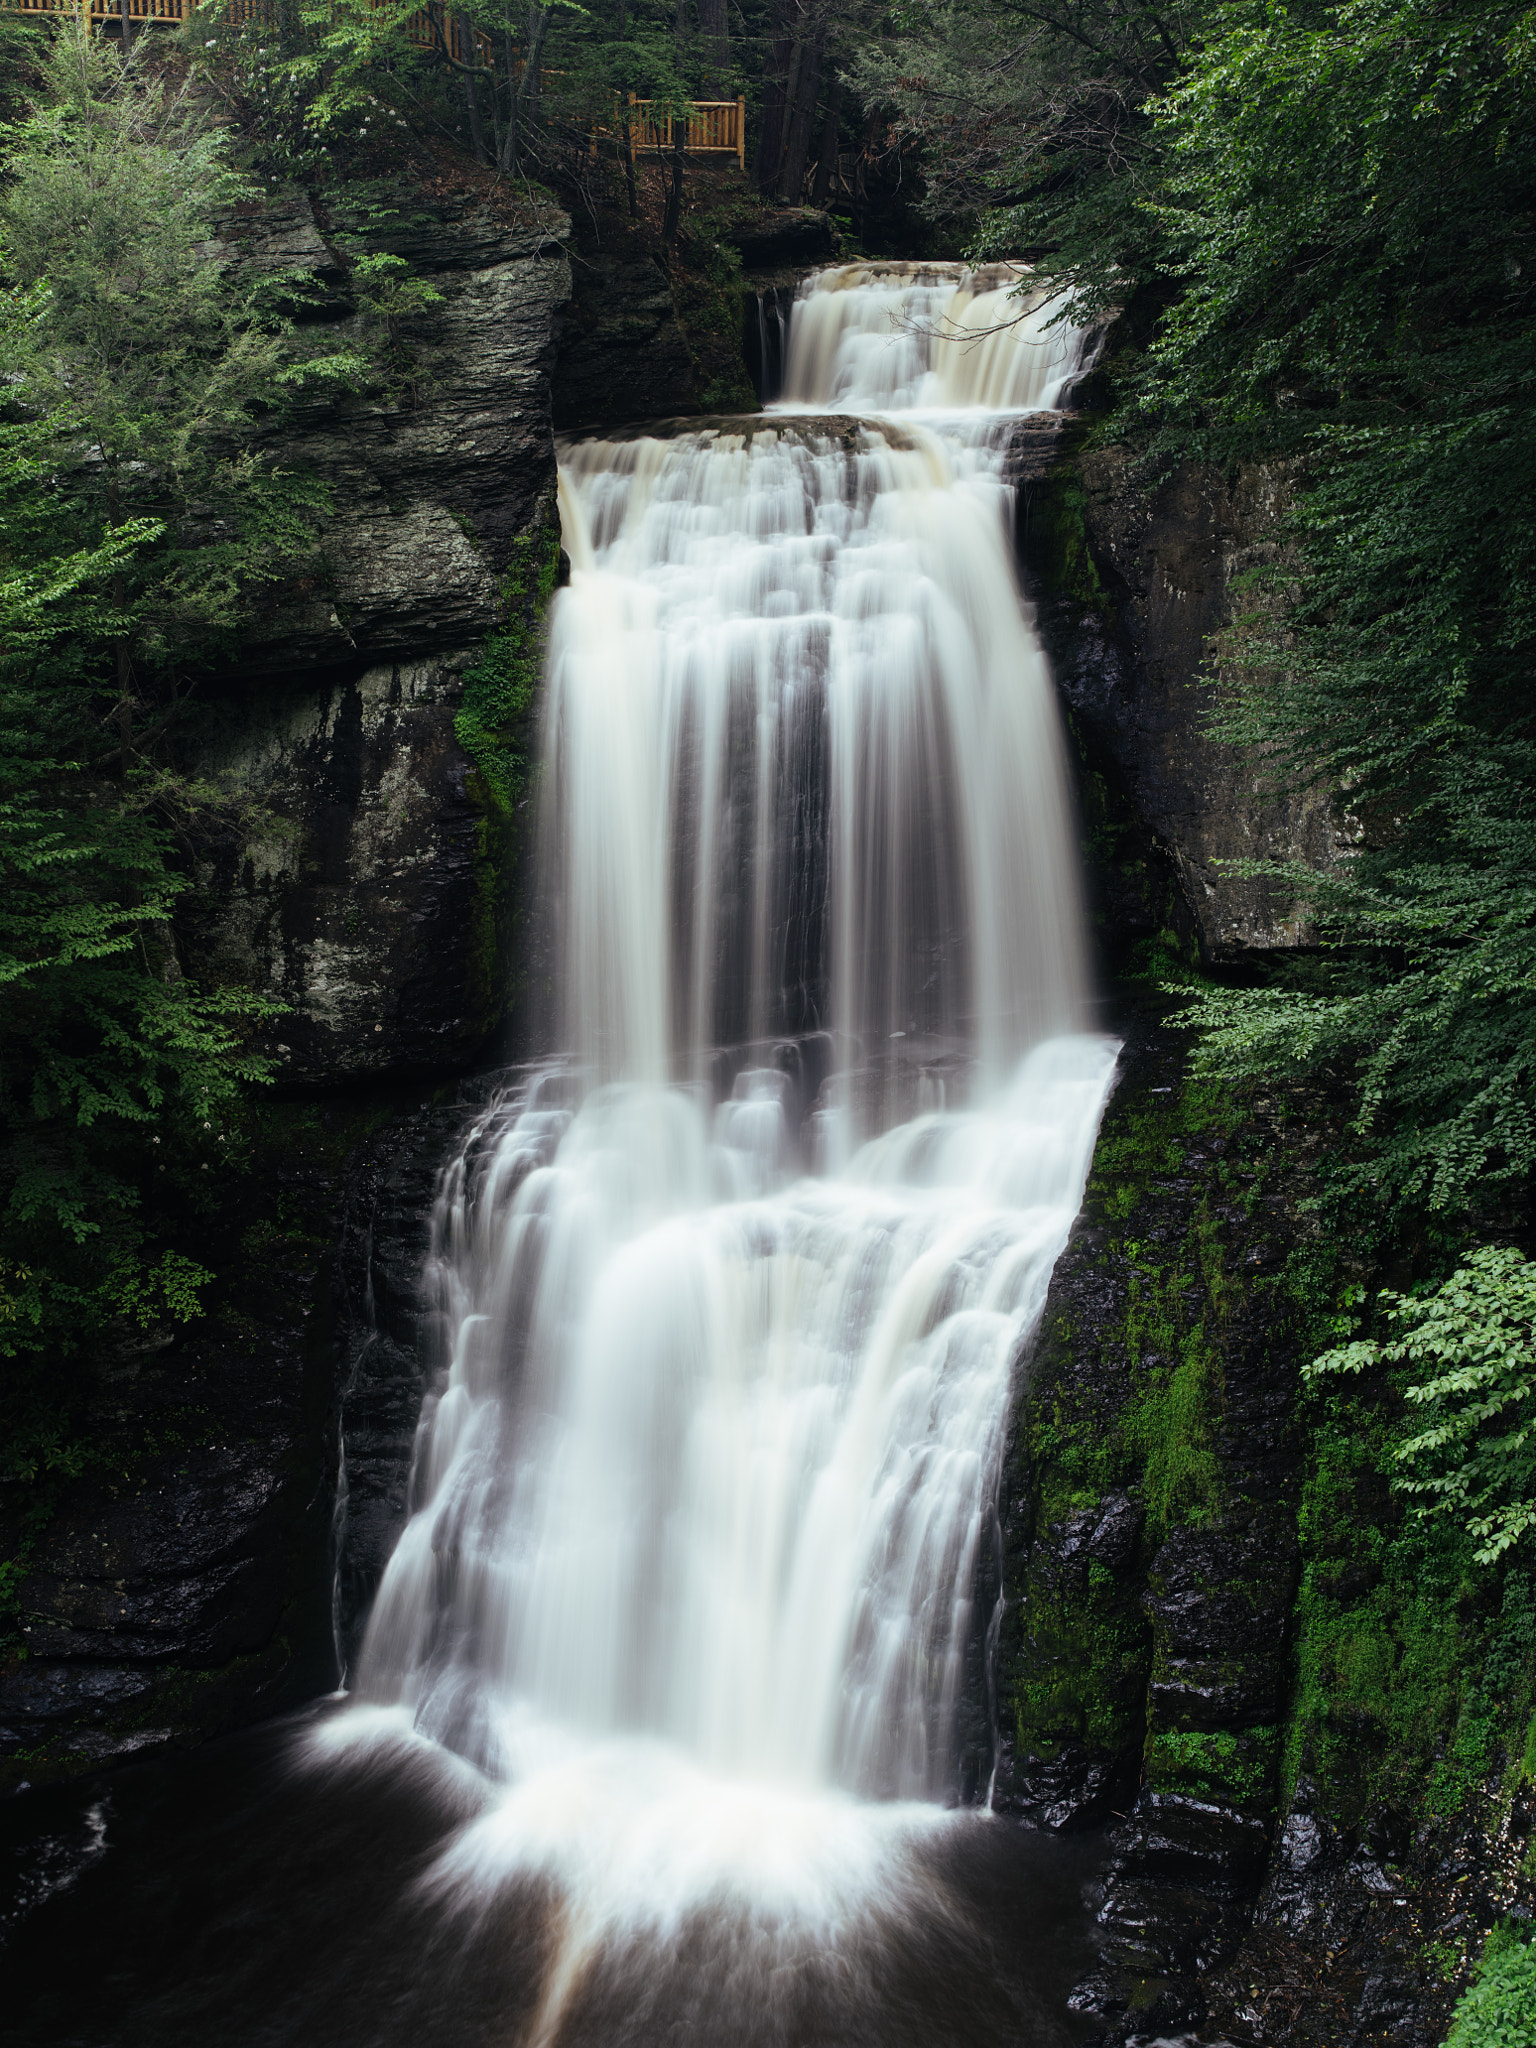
[1025,429,1347,966]
[176,180,570,1086]
[0,174,571,1797]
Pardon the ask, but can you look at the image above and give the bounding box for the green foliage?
[0,33,339,1382]
[1445,1923,1536,2048]
[853,0,1536,1240]
[1310,1247,1536,1566]
[1146,1724,1279,1807]
[456,513,562,812]
[190,0,733,190]
[1288,1395,1464,1815]
[1285,1387,1536,1822]
[350,251,446,340]
[105,1247,213,1332]
[850,0,1187,319]
[1150,0,1536,1228]
[1144,0,1534,424]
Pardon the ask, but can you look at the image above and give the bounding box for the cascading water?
[325,263,1118,2045]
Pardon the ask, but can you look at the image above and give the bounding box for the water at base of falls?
[5,264,1120,2048]
[2,1713,1110,2047]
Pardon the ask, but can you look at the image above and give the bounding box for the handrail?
[5,0,749,168]
[625,94,746,169]
[8,0,496,66]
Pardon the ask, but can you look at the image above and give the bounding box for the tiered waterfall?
[323,260,1118,2046]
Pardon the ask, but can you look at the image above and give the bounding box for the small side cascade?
[745,285,795,403]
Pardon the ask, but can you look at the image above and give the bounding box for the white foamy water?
[325,263,1118,2040]
[779,261,1080,416]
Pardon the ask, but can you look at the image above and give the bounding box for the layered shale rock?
[174,181,570,1087]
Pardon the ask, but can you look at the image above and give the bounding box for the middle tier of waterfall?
[547,411,1088,1126]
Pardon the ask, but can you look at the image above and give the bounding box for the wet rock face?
[552,251,703,431]
[987,1008,1311,2031]
[1025,440,1348,965]
[0,1132,352,1792]
[331,1105,474,1676]
[1195,1768,1536,2047]
[229,184,571,675]
[176,656,512,1086]
[0,1093,472,1795]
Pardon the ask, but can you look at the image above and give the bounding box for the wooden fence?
[13,0,196,24]
[11,0,505,66]
[6,0,749,164]
[626,96,746,168]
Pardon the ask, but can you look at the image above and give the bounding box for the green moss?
[451,499,561,1029]
[1032,454,1110,615]
[676,260,757,412]
[1146,1724,1281,1806]
[464,775,510,1030]
[1004,1070,1259,1768]
[1282,1382,1536,1826]
[1124,926,1206,987]
[1088,1077,1237,1218]
[1123,1337,1224,1544]
[1014,1520,1151,1758]
[455,499,562,816]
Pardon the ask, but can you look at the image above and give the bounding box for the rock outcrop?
[0,1104,355,1793]
[174,181,570,1087]
[0,176,572,1792]
[988,1008,1314,2036]
[1025,433,1346,965]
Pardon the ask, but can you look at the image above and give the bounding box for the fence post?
[736,95,745,171]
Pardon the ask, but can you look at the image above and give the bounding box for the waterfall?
[779,262,1080,414]
[325,262,1118,2040]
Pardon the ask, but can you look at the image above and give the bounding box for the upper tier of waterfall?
[777,261,1080,415]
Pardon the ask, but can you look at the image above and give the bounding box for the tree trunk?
[811,76,841,207]
[119,0,132,55]
[697,0,729,97]
[116,639,133,779]
[754,0,794,194]
[662,140,685,249]
[522,1,546,128]
[499,16,519,171]
[460,14,489,164]
[777,21,823,204]
[613,0,637,211]
[621,101,640,218]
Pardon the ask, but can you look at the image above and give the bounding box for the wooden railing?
[9,0,495,62]
[13,0,196,22]
[626,95,745,168]
[7,0,748,165]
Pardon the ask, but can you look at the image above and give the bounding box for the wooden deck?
[625,96,747,168]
